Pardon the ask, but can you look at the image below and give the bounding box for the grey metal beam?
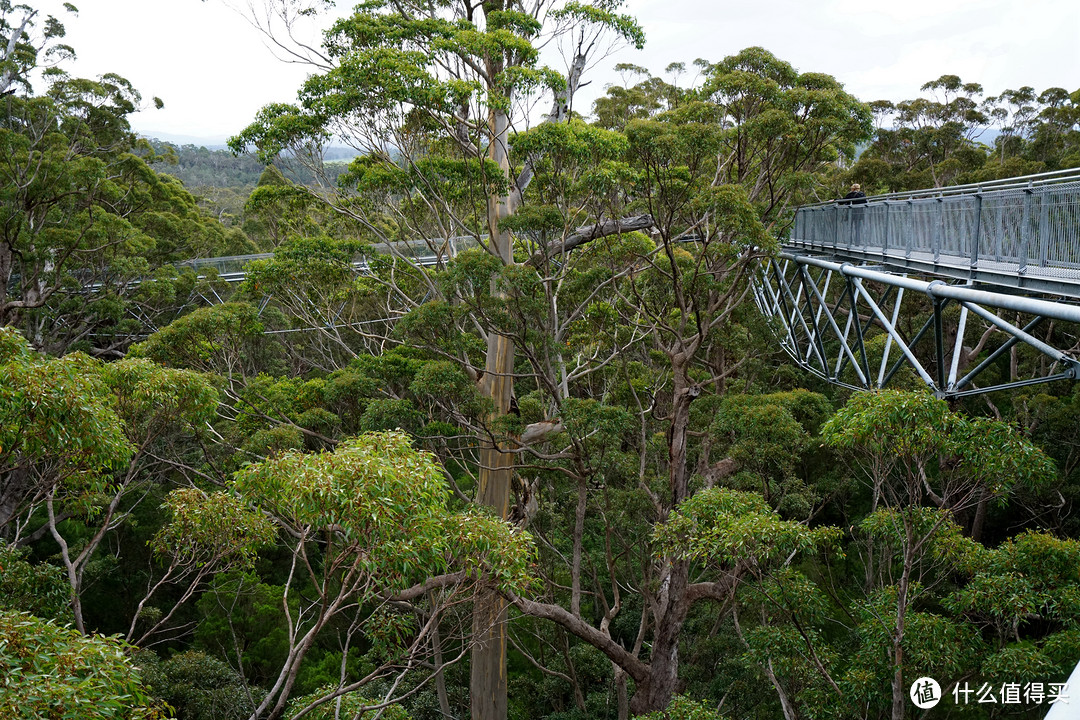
[953,316,1045,392]
[851,278,936,388]
[754,252,1080,400]
[800,267,868,386]
[783,253,1080,323]
[960,302,1079,370]
[784,242,1080,299]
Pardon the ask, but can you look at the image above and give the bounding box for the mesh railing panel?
[792,178,1080,283]
[175,236,489,278]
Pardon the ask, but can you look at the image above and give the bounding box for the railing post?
[971,192,982,273]
[1039,188,1051,268]
[832,203,839,249]
[822,207,829,251]
[817,208,823,250]
[845,204,853,249]
[1019,184,1032,275]
[906,199,914,260]
[994,194,1003,263]
[838,202,846,248]
[882,201,890,262]
[934,196,943,264]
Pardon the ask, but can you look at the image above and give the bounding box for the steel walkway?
[85,236,482,340]
[755,169,1080,399]
[175,235,482,283]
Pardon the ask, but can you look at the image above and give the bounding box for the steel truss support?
[754,252,1080,399]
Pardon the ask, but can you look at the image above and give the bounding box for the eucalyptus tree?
[984,86,1038,165]
[1,70,142,331]
[45,359,222,637]
[228,431,535,720]
[976,84,1080,175]
[0,66,254,357]
[389,48,870,716]
[0,327,131,540]
[819,391,1058,720]
[0,610,167,719]
[850,75,989,190]
[230,1,648,715]
[531,50,870,712]
[1030,86,1080,169]
[0,0,75,96]
[656,390,1075,720]
[0,326,232,635]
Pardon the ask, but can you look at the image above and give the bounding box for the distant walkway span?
[125,174,1080,400]
[175,236,482,283]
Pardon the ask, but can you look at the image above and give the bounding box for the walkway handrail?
[174,235,487,279]
[790,170,1080,298]
[801,167,1080,207]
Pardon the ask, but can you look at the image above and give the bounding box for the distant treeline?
[145,140,353,189]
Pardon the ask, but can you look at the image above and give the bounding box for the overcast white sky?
[29,0,1080,143]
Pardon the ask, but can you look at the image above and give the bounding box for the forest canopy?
[2,1,1080,720]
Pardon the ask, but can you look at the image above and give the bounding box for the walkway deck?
[788,169,1080,299]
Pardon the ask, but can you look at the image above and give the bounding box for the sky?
[26,0,1080,144]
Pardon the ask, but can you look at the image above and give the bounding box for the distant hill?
[137,131,231,148]
[144,139,354,189]
[973,128,1000,148]
[139,131,362,159]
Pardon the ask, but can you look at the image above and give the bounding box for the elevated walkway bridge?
[89,236,481,339]
[755,169,1080,399]
[102,171,1080,401]
[175,236,481,283]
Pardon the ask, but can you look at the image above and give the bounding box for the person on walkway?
[841,183,867,205]
[839,183,868,245]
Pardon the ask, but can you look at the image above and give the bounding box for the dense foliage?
[3,2,1080,720]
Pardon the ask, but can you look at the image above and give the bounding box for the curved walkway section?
[790,169,1080,299]
[758,169,1080,399]
[175,236,484,283]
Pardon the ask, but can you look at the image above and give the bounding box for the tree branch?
[507,590,650,683]
[387,572,468,602]
[530,214,655,265]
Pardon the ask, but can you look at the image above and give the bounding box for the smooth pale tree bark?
[472,113,656,720]
[471,62,517,718]
[472,327,515,718]
[0,5,38,95]
[226,4,647,716]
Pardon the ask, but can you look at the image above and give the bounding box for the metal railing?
[177,253,275,275]
[790,170,1080,298]
[175,235,487,282]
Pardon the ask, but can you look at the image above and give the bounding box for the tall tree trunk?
[571,477,587,617]
[0,10,35,96]
[0,241,13,326]
[628,356,699,714]
[471,100,516,720]
[629,561,691,714]
[666,357,698,514]
[971,487,990,542]
[891,531,915,720]
[0,465,31,537]
[432,613,452,720]
[615,666,630,720]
